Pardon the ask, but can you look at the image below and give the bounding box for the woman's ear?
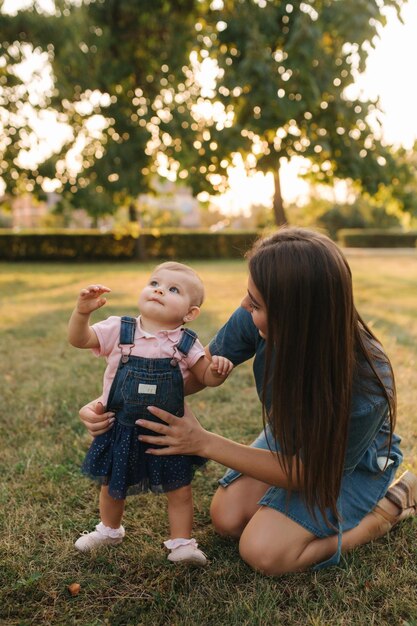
[183,306,200,323]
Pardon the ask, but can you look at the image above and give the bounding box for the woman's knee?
[210,488,247,538]
[238,510,315,576]
[238,534,291,576]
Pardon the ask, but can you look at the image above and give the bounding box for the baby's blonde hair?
[155,261,205,306]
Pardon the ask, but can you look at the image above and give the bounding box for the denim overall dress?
[82,316,207,499]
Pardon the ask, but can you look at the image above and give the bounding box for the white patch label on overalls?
[138,383,157,395]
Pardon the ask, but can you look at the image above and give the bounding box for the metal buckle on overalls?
[118,343,134,363]
[170,358,178,367]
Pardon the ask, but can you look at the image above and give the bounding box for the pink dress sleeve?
[180,337,206,380]
[91,316,121,357]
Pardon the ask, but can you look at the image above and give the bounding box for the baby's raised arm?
[68,284,110,349]
[190,354,233,388]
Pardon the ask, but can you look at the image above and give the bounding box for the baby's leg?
[100,485,125,528]
[74,485,125,552]
[164,485,207,565]
[166,484,193,539]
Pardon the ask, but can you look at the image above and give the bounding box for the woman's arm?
[136,405,302,489]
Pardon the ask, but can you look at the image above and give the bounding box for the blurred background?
[1,0,417,241]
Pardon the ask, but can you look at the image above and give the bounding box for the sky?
[3,0,417,212]
[355,1,417,150]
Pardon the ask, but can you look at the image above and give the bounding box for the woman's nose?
[241,294,250,311]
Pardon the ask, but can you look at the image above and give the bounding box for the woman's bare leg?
[238,496,402,576]
[211,470,415,575]
[210,476,271,538]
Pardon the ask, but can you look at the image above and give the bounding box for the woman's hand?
[136,403,208,456]
[79,399,115,437]
[138,404,294,489]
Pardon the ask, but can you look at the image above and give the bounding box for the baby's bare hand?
[79,400,115,437]
[76,284,111,314]
[210,355,234,377]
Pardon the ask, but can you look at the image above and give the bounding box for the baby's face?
[138,268,197,326]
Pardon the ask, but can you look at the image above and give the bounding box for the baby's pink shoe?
[75,522,125,552]
[164,538,207,566]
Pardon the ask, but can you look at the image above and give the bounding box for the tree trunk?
[128,200,137,222]
[273,165,288,226]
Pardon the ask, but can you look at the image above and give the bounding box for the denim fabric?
[219,423,402,569]
[82,318,206,498]
[209,306,398,471]
[210,306,403,568]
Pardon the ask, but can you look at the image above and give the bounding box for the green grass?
[1,255,416,626]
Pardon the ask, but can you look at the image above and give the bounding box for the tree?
[0,0,201,220]
[386,142,417,222]
[177,0,407,224]
[0,24,39,198]
[1,1,411,227]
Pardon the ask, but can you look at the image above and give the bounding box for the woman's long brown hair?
[247,227,396,524]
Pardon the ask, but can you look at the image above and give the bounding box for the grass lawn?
[1,254,416,626]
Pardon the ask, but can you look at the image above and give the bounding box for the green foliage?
[319,202,402,239]
[182,0,405,221]
[0,229,260,260]
[0,230,137,260]
[141,229,260,259]
[0,0,413,226]
[139,206,183,228]
[387,142,417,220]
[0,209,12,227]
[0,0,201,217]
[338,228,417,248]
[283,192,403,239]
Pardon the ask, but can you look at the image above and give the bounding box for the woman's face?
[241,274,268,338]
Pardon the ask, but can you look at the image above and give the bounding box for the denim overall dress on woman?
[82,316,206,499]
[210,307,403,570]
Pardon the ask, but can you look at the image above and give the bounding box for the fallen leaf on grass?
[68,582,81,596]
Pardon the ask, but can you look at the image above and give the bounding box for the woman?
[80,227,417,574]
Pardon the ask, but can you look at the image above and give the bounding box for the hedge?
[337,229,417,248]
[0,229,260,261]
